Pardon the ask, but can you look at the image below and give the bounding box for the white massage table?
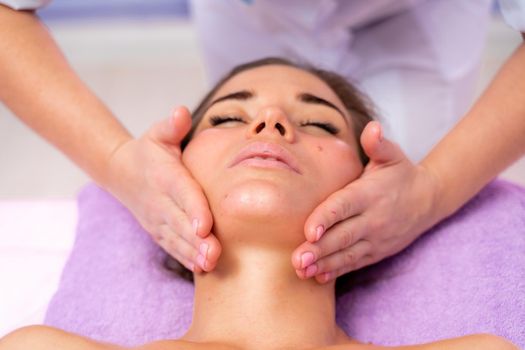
[0,200,77,337]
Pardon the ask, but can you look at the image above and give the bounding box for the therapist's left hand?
[292,122,441,283]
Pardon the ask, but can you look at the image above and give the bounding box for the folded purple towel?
[44,179,525,347]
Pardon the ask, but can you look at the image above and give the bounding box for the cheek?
[181,129,231,185]
[312,139,363,190]
[181,141,204,181]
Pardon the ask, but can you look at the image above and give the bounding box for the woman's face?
[182,65,364,246]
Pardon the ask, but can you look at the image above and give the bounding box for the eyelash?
[209,115,244,126]
[209,115,340,135]
[299,120,340,135]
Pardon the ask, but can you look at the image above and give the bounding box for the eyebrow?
[208,90,254,108]
[297,93,347,123]
[208,89,347,123]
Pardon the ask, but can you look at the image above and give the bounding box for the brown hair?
[165,57,376,290]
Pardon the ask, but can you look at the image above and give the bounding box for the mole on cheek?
[317,145,323,152]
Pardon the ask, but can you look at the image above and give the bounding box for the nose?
[245,106,295,142]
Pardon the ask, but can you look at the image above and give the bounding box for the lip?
[228,141,302,174]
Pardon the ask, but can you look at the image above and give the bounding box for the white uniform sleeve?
[498,0,525,32]
[0,0,51,10]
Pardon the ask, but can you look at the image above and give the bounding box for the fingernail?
[197,254,207,270]
[322,271,333,282]
[199,242,209,259]
[377,124,383,142]
[300,251,315,269]
[315,225,324,241]
[170,106,180,117]
[189,262,195,272]
[192,218,199,235]
[305,264,318,278]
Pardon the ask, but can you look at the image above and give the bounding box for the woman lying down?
[0,58,518,350]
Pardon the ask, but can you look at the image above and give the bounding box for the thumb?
[360,121,405,165]
[149,106,193,146]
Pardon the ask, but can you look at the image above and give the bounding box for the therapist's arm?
[0,5,220,272]
[423,36,525,220]
[293,35,525,283]
[0,6,130,185]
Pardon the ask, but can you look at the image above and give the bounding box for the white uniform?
[0,0,50,10]
[499,0,525,31]
[190,0,494,161]
[2,0,523,161]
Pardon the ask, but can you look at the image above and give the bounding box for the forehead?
[213,64,345,108]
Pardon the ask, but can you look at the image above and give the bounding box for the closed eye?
[209,115,246,126]
[300,120,340,135]
[209,116,339,135]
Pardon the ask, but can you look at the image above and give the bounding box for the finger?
[360,121,405,166]
[314,239,372,275]
[155,224,201,273]
[297,240,372,281]
[295,268,307,280]
[168,169,214,239]
[292,216,366,270]
[163,203,218,267]
[163,202,199,246]
[315,254,376,284]
[303,185,368,243]
[148,106,193,146]
[157,223,221,272]
[198,232,222,271]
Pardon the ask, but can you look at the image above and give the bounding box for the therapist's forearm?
[422,39,525,220]
[0,6,132,186]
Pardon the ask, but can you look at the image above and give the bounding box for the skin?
[1,1,524,300]
[0,0,522,346]
[0,1,523,348]
[0,65,518,350]
[179,64,363,349]
[290,35,525,283]
[0,5,216,273]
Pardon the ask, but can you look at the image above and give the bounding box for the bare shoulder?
[135,339,241,350]
[405,334,520,350]
[322,334,519,350]
[0,325,124,350]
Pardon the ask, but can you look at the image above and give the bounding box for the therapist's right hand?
[104,106,220,273]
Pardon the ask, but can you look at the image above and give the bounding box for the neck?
[181,235,351,350]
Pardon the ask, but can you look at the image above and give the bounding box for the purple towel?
[44,179,525,347]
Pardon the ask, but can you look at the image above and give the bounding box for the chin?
[216,179,301,219]
[207,180,312,248]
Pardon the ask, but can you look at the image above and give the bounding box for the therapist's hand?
[104,106,221,273]
[292,121,440,283]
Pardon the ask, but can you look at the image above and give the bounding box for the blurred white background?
[0,2,523,199]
